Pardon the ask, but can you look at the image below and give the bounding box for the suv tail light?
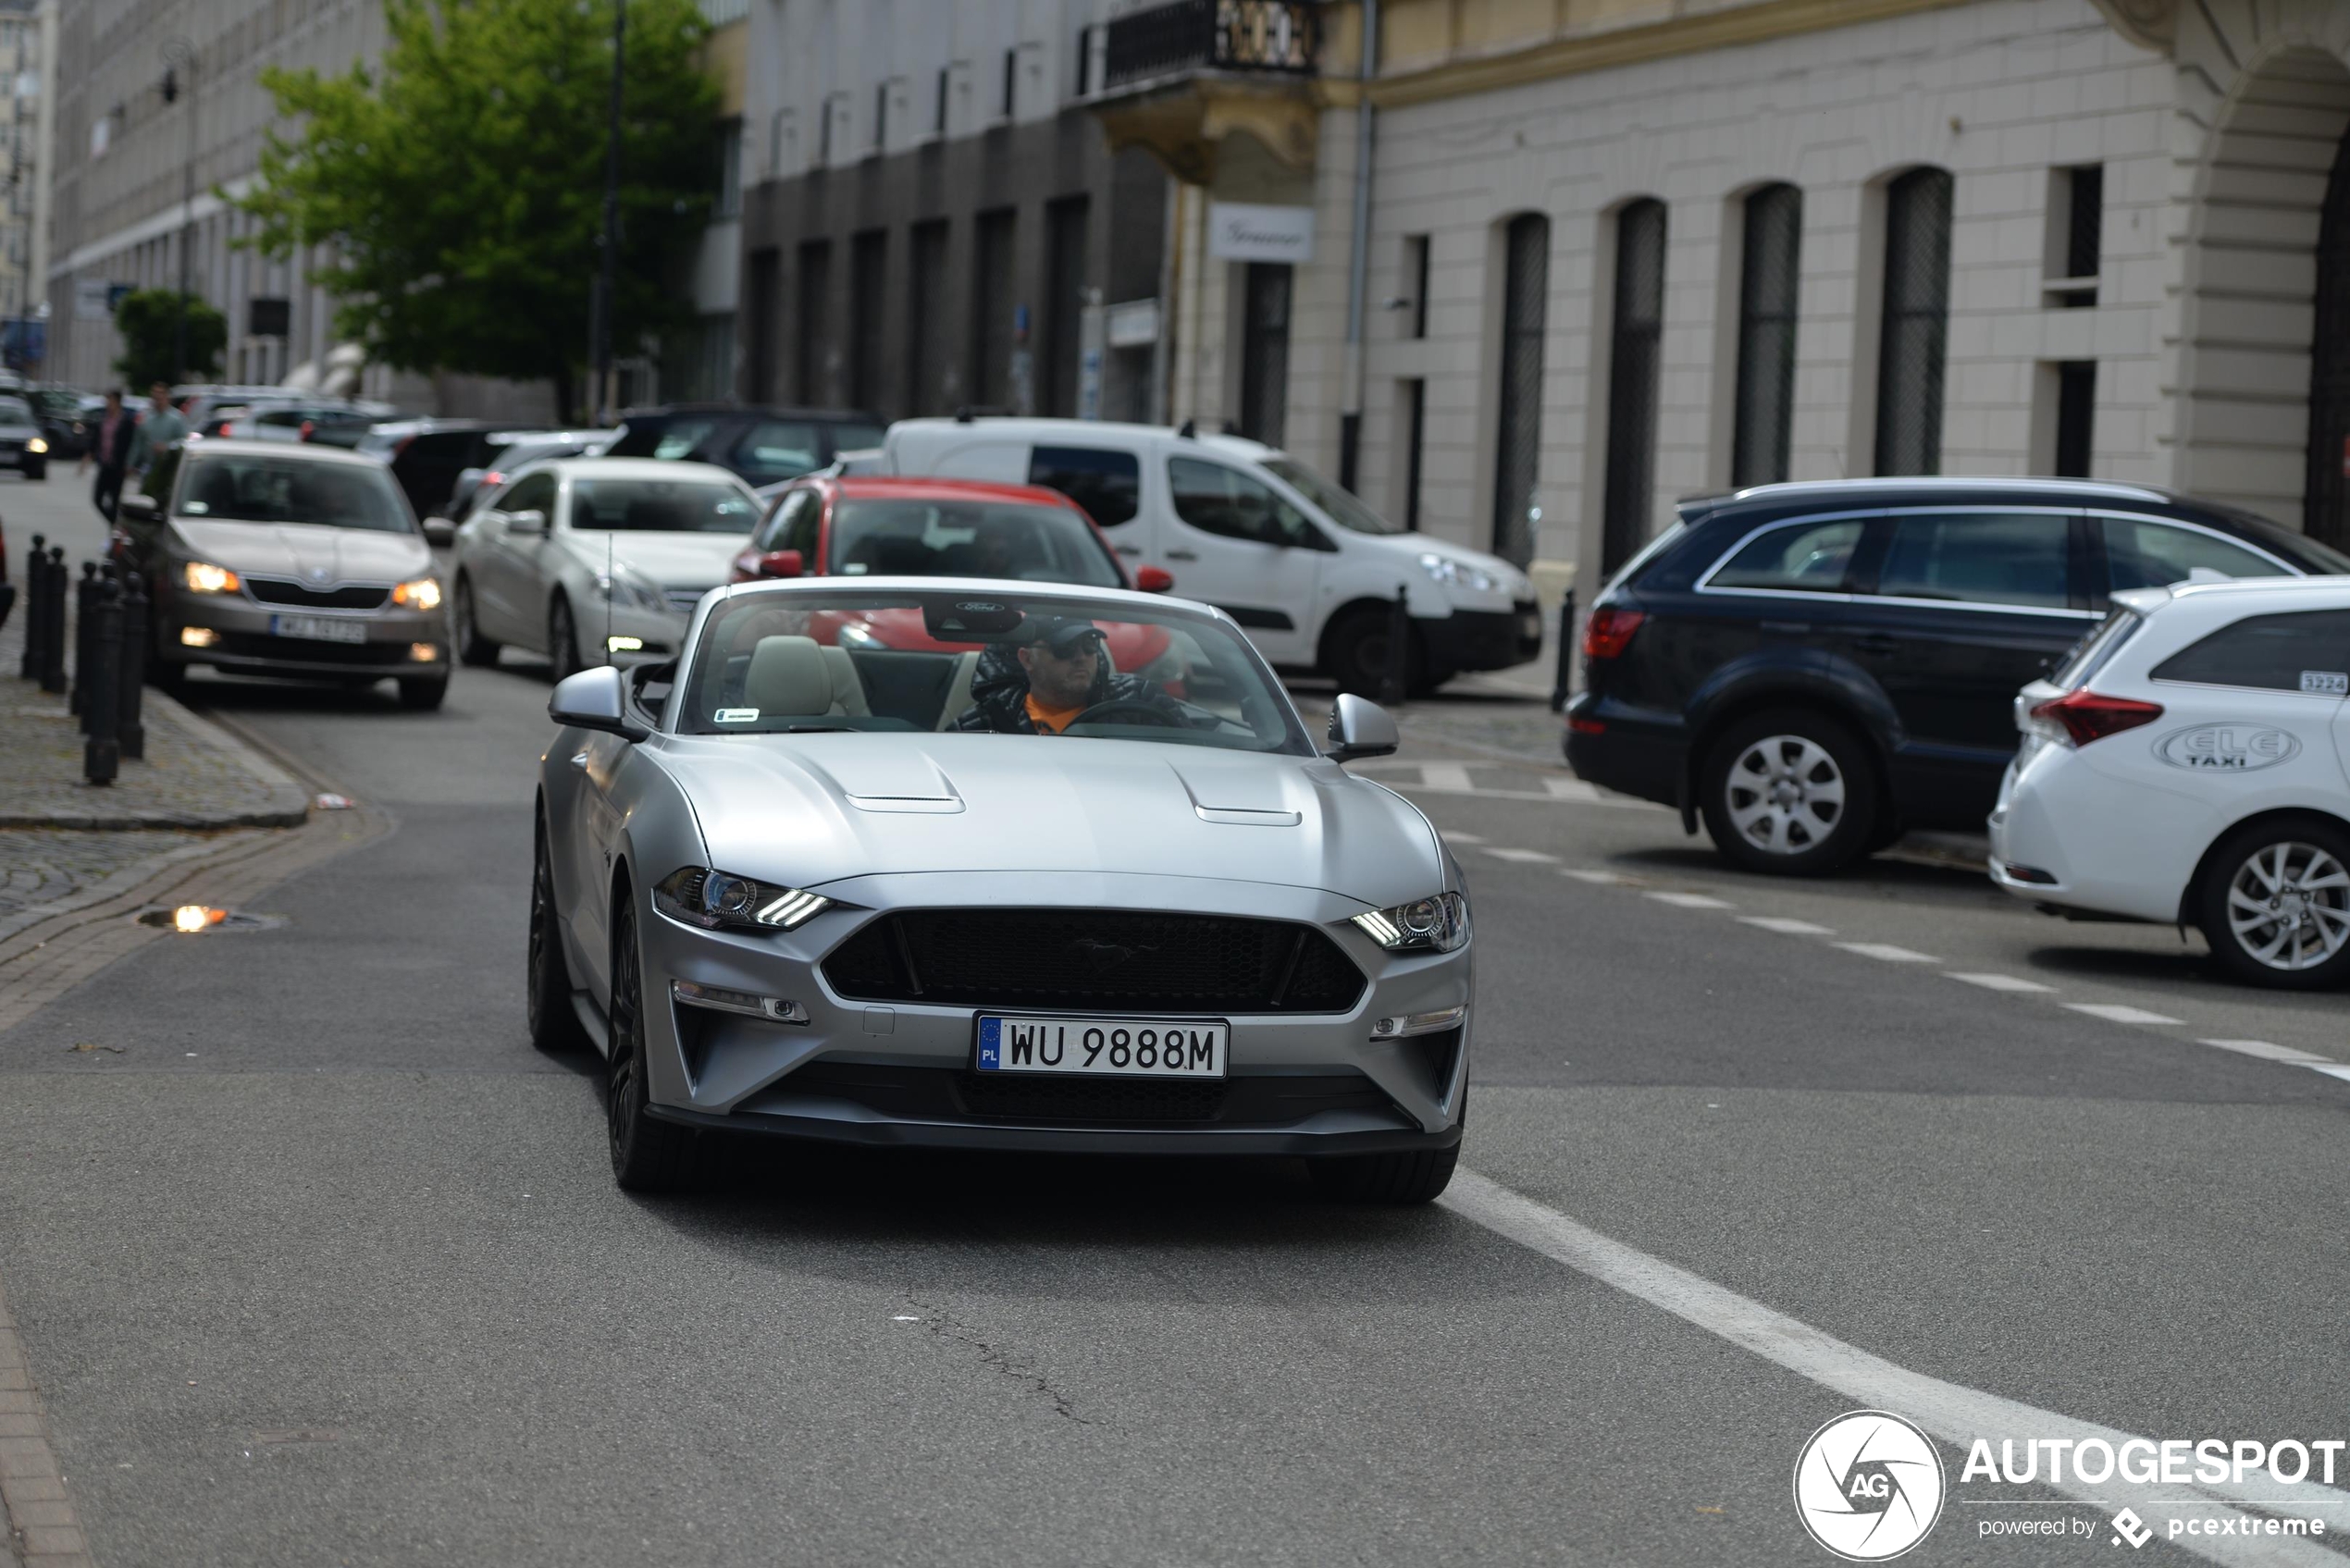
[2028,688,2163,747]
[1581,606,1646,661]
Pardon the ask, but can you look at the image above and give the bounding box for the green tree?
[112,290,227,389]
[233,0,718,419]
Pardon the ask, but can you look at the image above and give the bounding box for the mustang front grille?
[822,909,1367,1014]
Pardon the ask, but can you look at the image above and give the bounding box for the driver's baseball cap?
[1023,616,1108,656]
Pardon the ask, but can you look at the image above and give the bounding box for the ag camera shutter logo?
[1793,1411,1946,1561]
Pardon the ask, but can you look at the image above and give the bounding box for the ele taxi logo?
[1794,1411,1947,1561]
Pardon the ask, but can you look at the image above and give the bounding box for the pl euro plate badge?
[975,1015,1228,1079]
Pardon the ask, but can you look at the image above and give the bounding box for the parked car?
[534,579,1465,1198]
[1993,576,2350,988]
[879,417,1541,693]
[603,403,884,488]
[29,389,93,459]
[114,438,451,708]
[173,385,295,437]
[448,430,612,524]
[0,393,51,479]
[352,419,507,525]
[221,400,392,446]
[1563,477,2350,874]
[448,457,761,679]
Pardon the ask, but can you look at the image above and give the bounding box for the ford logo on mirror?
[2154,723,2301,772]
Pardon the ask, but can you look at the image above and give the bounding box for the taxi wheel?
[1309,1144,1459,1204]
[2195,817,2350,990]
[1700,709,1878,876]
[452,575,500,667]
[606,894,701,1191]
[526,818,588,1055]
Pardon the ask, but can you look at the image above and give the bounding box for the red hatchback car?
[731,475,1177,671]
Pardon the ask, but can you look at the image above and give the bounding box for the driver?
[957,616,1182,735]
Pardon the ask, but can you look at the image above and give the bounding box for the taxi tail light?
[2028,688,2163,747]
[1581,606,1646,661]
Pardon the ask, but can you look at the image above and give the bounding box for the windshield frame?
[668,583,1317,755]
[1258,455,1406,537]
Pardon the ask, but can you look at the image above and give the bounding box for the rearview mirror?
[507,509,547,537]
[421,517,456,549]
[758,548,803,579]
[549,664,647,742]
[1134,565,1175,593]
[1324,693,1399,763]
[118,491,158,524]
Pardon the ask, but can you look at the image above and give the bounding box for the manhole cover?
[136,905,285,933]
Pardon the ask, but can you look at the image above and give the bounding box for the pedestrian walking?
[125,381,188,485]
[79,388,131,524]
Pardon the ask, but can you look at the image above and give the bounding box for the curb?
[0,687,310,832]
[0,1270,89,1568]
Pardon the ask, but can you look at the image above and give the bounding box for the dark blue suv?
[1564,478,2350,874]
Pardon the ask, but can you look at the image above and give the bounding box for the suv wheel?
[2195,817,2350,989]
[1700,709,1879,875]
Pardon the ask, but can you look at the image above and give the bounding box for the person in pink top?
[78,388,130,523]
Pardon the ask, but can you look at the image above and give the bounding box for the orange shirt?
[1025,694,1085,734]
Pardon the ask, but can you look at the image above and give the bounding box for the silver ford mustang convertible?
[534,578,1470,1201]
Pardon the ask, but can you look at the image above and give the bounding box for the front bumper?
[627,870,1471,1155]
[1419,599,1543,675]
[162,588,451,679]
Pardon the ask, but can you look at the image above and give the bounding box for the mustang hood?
[652,733,1443,908]
[173,519,430,584]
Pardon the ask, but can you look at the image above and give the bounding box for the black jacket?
[955,644,1181,734]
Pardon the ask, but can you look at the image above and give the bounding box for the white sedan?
[1990,576,2350,988]
[449,458,761,679]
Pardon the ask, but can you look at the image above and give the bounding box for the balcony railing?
[1101,0,1318,93]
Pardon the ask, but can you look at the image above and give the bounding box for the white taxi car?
[1991,576,2350,988]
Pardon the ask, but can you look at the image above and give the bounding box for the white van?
[876,416,1541,693]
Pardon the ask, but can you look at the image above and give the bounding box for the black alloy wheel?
[548,596,582,684]
[605,894,699,1191]
[453,575,500,667]
[527,818,588,1054]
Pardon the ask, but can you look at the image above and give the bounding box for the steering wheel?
[1066,697,1184,729]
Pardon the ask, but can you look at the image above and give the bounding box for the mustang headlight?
[654,866,833,931]
[183,561,241,594]
[1351,891,1470,953]
[1418,553,1499,594]
[391,575,442,611]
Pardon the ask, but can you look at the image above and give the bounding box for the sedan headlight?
[183,561,241,594]
[654,866,833,931]
[391,576,442,611]
[1351,891,1470,953]
[26,437,45,454]
[1418,552,1500,594]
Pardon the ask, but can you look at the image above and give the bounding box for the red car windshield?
[829,498,1122,587]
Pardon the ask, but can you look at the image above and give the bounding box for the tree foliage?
[233,0,719,415]
[113,290,227,388]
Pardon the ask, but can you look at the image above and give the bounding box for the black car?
[352,419,507,522]
[603,403,884,488]
[1564,477,2350,874]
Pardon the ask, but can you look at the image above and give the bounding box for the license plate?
[974,1015,1227,1079]
[270,613,367,644]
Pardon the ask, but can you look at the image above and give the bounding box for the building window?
[2054,361,2095,477]
[818,95,835,164]
[713,120,742,218]
[1399,378,1427,531]
[1731,183,1800,487]
[2047,164,2101,306]
[1491,214,1549,567]
[1044,196,1089,417]
[872,83,887,153]
[1602,200,1665,573]
[796,239,831,404]
[1874,167,1952,476]
[935,68,950,135]
[971,209,1016,409]
[1002,48,1017,119]
[2307,122,2350,549]
[746,247,779,402]
[851,230,887,414]
[907,219,949,414]
[1403,234,1429,340]
[1238,262,1292,449]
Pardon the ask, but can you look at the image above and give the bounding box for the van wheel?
[1322,605,1413,698]
[2195,817,2350,990]
[1700,709,1878,875]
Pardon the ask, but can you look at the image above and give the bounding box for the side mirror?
[758,548,804,579]
[421,517,456,548]
[118,491,159,524]
[507,509,548,537]
[549,665,648,742]
[1134,564,1175,593]
[1324,693,1399,763]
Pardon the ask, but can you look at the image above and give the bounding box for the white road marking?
[2065,1003,2183,1026]
[1422,763,1475,793]
[1442,1169,2350,1567]
[1542,776,1604,802]
[1946,972,2055,994]
[1737,916,1833,935]
[2199,1038,2333,1065]
[1834,942,1937,963]
[1647,891,1734,910]
[1441,831,1487,845]
[1562,869,1627,884]
[1482,847,1559,864]
[2305,1065,2350,1083]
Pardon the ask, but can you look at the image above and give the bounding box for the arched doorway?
[2307,119,2350,549]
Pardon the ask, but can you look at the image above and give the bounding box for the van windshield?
[1260,457,1405,536]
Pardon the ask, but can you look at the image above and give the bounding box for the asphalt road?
[4,473,2349,1566]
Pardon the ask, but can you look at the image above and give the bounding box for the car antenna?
[604,528,614,668]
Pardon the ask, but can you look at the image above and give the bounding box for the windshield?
[572,476,758,533]
[0,397,34,425]
[829,497,1122,586]
[678,588,1310,754]
[1259,456,1404,536]
[175,453,414,533]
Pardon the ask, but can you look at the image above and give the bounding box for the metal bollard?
[1550,586,1577,712]
[1377,586,1411,708]
[16,531,41,677]
[83,578,122,785]
[37,546,66,694]
[118,568,148,760]
[71,561,97,721]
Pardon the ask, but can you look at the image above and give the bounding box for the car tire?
[2195,816,2350,990]
[397,676,448,710]
[606,892,701,1191]
[1699,708,1879,876]
[452,575,499,667]
[548,596,583,685]
[1322,605,1413,699]
[1308,1144,1460,1204]
[24,460,43,482]
[527,818,589,1056]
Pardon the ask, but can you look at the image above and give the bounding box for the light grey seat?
[746,635,867,718]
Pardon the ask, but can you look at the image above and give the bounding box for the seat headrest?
[745,635,835,715]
